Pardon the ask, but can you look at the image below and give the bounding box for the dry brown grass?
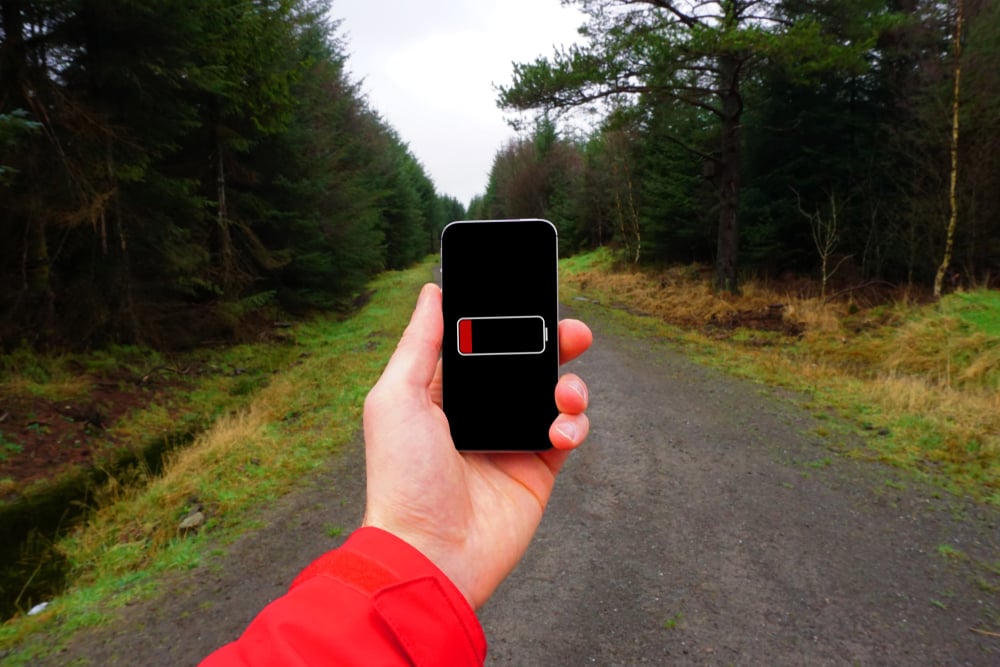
[866,375,999,483]
[64,392,278,574]
[565,259,851,338]
[783,298,845,334]
[1,375,94,402]
[882,317,1000,390]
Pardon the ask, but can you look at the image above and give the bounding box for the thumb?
[379,283,443,392]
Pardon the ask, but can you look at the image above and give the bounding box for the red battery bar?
[457,316,548,356]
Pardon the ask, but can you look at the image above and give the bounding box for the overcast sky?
[329,0,587,207]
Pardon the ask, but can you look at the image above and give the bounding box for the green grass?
[559,245,616,276]
[0,437,22,462]
[937,544,965,560]
[0,259,435,663]
[947,290,1000,335]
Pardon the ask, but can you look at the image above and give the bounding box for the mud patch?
[0,371,186,491]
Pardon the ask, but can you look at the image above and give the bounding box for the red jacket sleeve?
[200,527,487,666]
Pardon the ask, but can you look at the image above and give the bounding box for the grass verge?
[561,248,999,505]
[0,260,434,663]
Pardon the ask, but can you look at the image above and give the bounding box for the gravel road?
[480,309,998,665]
[41,303,999,666]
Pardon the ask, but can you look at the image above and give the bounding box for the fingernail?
[556,422,577,443]
[570,379,587,403]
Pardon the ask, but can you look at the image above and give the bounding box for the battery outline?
[456,315,548,356]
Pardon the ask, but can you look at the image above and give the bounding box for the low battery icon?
[457,315,548,356]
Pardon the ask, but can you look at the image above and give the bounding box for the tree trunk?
[215,129,236,298]
[934,0,963,299]
[714,50,743,293]
[0,0,26,102]
[106,139,142,342]
[22,212,55,336]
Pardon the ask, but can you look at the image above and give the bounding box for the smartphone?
[440,219,559,452]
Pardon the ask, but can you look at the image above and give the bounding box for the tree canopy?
[0,0,461,349]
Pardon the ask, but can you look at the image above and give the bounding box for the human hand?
[362,283,592,610]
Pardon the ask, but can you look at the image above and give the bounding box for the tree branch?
[629,0,704,29]
[656,130,716,163]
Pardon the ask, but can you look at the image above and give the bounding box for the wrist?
[361,517,480,609]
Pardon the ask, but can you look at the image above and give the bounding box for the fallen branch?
[139,366,189,384]
[970,627,1000,639]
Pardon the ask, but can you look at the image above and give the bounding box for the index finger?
[558,319,593,365]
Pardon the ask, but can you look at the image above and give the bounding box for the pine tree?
[499,0,891,291]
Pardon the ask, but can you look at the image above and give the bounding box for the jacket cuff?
[292,527,487,665]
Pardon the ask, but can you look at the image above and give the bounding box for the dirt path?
[42,305,999,665]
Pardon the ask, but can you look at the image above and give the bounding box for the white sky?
[329,0,587,207]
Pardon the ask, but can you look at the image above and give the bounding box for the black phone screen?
[440,219,559,451]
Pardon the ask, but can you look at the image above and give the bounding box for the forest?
[0,0,463,350]
[1,0,998,352]
[478,0,999,296]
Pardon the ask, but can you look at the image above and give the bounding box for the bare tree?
[796,189,852,299]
